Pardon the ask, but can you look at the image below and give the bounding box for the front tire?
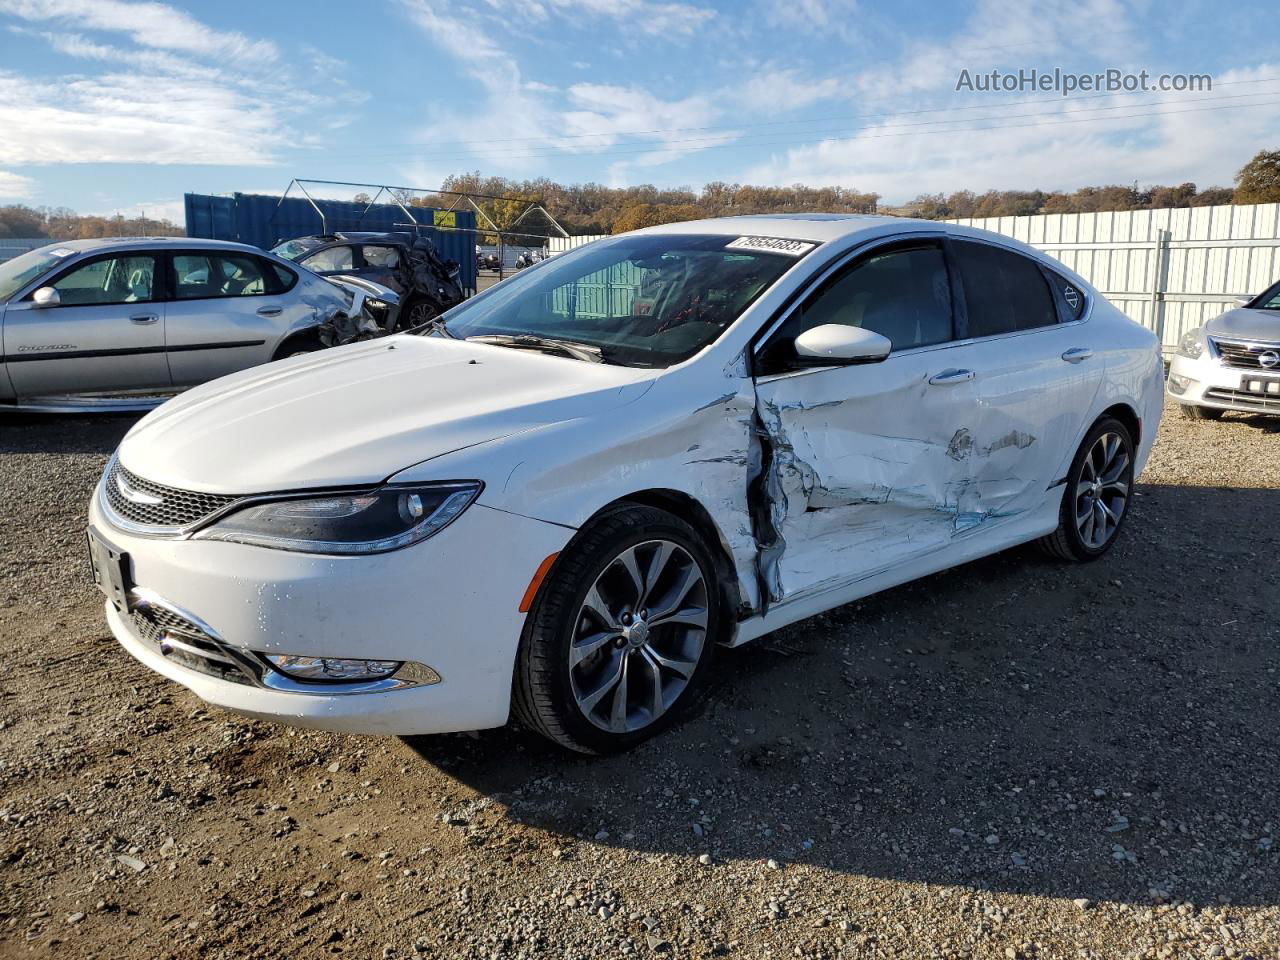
[1038,416,1135,562]
[512,506,719,754]
[1179,404,1223,421]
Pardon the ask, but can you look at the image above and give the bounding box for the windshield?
[1254,280,1280,310]
[433,234,804,367]
[0,246,76,301]
[271,237,324,262]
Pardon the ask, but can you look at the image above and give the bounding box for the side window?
[1046,271,1087,321]
[762,243,953,371]
[268,261,297,292]
[952,241,1058,337]
[301,245,354,272]
[362,245,400,268]
[174,254,270,299]
[49,255,157,305]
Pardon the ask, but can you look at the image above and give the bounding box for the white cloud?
[0,0,278,63]
[738,84,1280,200]
[0,70,280,165]
[0,169,34,198]
[400,0,732,181]
[0,2,362,168]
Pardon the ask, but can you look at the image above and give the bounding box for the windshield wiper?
[465,334,606,363]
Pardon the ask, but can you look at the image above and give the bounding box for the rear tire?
[1179,404,1223,421]
[512,505,719,754]
[1038,416,1135,562]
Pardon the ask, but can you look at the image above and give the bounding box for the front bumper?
[91,491,572,735]
[1167,352,1280,415]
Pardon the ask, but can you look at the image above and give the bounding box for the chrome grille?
[1211,337,1280,369]
[130,599,259,686]
[104,459,239,529]
[1204,387,1280,411]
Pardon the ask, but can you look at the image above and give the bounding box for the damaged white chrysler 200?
[90,216,1164,752]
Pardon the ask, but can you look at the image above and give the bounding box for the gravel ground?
[1,397,1277,960]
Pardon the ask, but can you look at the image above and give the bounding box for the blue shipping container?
[184,192,478,294]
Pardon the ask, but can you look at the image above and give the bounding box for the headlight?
[194,482,480,554]
[1177,328,1206,359]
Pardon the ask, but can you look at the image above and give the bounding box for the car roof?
[630,214,1067,269]
[635,214,911,243]
[37,236,265,255]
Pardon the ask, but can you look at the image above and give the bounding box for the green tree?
[1233,150,1280,204]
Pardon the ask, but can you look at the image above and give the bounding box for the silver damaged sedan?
[0,237,385,412]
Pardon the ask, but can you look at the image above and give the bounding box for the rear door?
[163,251,297,387]
[356,244,406,293]
[2,251,169,399]
[752,237,986,604]
[947,239,1103,515]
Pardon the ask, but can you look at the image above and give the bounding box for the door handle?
[928,368,976,385]
[1061,347,1093,363]
[129,313,158,324]
[257,306,283,317]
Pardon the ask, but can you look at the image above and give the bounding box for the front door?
[3,251,168,399]
[752,238,985,605]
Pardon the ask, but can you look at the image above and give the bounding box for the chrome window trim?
[751,230,1092,383]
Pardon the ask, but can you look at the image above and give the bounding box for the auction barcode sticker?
[724,236,816,257]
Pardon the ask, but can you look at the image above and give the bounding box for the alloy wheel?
[408,302,437,325]
[1074,431,1130,549]
[568,539,709,733]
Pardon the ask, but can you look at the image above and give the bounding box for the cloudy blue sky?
[0,0,1276,223]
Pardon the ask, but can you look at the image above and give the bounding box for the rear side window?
[268,261,297,292]
[1046,271,1087,321]
[362,245,400,268]
[952,241,1057,337]
[174,253,271,299]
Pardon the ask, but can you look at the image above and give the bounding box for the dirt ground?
[1,397,1277,960]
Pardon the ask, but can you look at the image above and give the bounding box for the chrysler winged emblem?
[116,472,163,506]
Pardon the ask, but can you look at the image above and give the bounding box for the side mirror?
[32,286,60,308]
[793,324,892,365]
[1233,295,1253,307]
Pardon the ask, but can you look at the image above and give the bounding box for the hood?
[1205,307,1280,343]
[119,335,654,493]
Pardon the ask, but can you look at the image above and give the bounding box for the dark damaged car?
[272,231,465,327]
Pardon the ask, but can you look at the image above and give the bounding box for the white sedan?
[89,216,1164,753]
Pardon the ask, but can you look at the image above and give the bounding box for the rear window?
[952,240,1058,337]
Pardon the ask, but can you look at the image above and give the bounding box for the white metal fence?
[947,202,1280,352]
